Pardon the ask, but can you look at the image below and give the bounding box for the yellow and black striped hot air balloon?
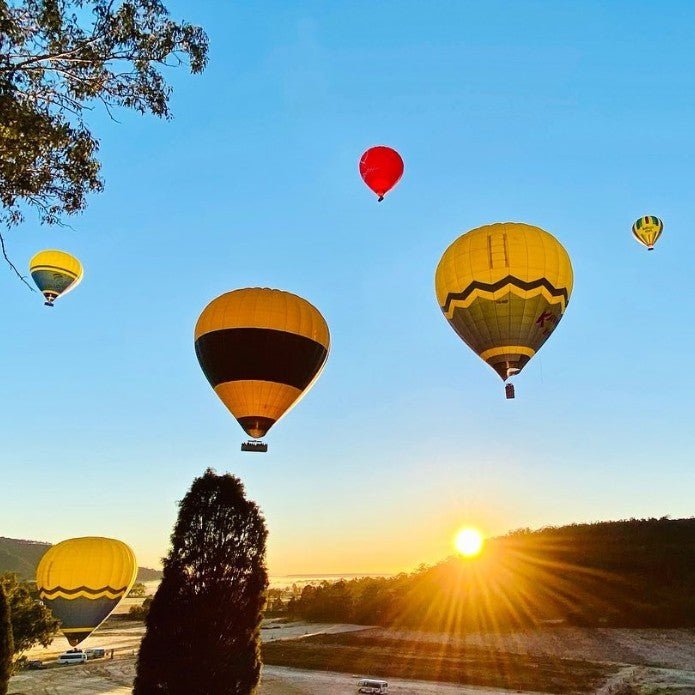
[36,537,137,646]
[632,215,663,251]
[194,288,330,451]
[29,250,83,306]
[435,222,573,398]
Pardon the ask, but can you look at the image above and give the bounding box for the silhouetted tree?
[0,584,13,695]
[134,469,268,694]
[0,0,208,278]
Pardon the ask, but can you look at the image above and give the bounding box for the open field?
[262,632,615,693]
[8,620,695,694]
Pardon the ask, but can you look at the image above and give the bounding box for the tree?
[0,573,58,657]
[0,0,208,278]
[134,469,268,695]
[128,596,152,621]
[0,585,12,695]
[129,582,147,598]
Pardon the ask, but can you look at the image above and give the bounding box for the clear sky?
[1,1,693,574]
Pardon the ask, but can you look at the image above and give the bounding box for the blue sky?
[1,1,693,573]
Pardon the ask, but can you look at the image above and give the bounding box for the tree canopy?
[0,0,207,274]
[135,469,268,695]
[0,573,59,657]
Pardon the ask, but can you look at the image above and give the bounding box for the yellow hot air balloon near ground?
[29,250,83,306]
[195,288,330,451]
[435,222,573,398]
[632,216,663,251]
[36,537,137,645]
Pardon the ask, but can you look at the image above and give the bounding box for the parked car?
[26,660,44,670]
[85,648,106,659]
[357,679,388,693]
[57,651,87,665]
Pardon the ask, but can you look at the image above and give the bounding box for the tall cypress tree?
[0,585,13,695]
[134,469,268,694]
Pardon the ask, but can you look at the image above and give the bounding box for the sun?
[454,527,484,557]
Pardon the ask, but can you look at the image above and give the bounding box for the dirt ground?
[9,661,546,695]
[8,621,695,694]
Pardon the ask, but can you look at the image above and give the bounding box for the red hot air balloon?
[359,146,404,201]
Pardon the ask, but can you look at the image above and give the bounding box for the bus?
[357,679,388,694]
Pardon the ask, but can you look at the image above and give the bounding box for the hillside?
[288,517,695,630]
[0,537,162,582]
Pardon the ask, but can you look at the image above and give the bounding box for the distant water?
[269,573,393,589]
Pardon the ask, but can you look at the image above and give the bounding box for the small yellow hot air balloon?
[29,250,83,306]
[632,216,663,251]
[195,288,330,451]
[435,222,573,398]
[36,537,137,646]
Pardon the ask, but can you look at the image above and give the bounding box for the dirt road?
[9,622,695,694]
[10,661,546,695]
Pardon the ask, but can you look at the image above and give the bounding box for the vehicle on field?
[57,651,87,665]
[357,678,388,693]
[85,648,106,659]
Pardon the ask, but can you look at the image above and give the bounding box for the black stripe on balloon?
[441,276,569,314]
[195,328,328,390]
[40,585,127,597]
[30,265,78,277]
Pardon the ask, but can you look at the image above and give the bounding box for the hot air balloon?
[435,222,573,398]
[632,216,663,251]
[359,146,404,201]
[195,288,330,451]
[29,250,83,306]
[36,537,137,646]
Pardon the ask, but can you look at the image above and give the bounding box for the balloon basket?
[505,383,515,399]
[241,440,268,453]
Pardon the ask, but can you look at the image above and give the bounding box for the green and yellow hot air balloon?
[632,215,663,251]
[195,288,330,451]
[29,250,83,306]
[36,537,137,646]
[435,222,573,398]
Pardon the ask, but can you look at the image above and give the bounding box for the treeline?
[287,518,695,630]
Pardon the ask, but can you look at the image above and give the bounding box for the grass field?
[262,631,617,694]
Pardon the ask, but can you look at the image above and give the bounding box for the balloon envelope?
[36,537,137,645]
[195,288,330,439]
[29,250,83,306]
[632,215,663,251]
[359,146,404,201]
[435,222,573,383]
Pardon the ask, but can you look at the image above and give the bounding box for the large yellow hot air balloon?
[632,215,663,251]
[195,288,330,451]
[435,222,573,398]
[36,537,137,646]
[29,250,83,306]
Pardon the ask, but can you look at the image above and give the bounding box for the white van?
[358,679,388,694]
[57,651,87,665]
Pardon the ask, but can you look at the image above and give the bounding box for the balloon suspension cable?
[377,195,384,202]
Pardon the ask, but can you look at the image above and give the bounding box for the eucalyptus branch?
[0,232,35,291]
